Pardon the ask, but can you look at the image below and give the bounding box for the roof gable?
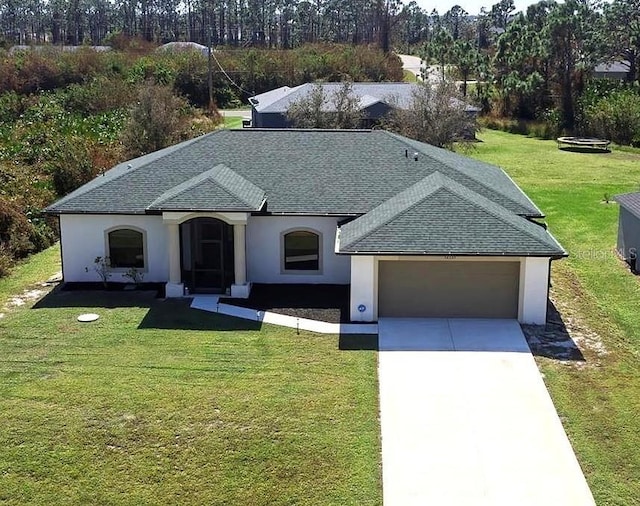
[338,173,565,256]
[148,164,266,212]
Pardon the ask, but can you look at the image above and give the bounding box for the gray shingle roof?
[594,60,630,73]
[148,164,266,212]
[338,173,565,256]
[250,83,481,113]
[615,192,640,217]
[46,129,542,217]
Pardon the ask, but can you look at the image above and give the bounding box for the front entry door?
[183,218,234,293]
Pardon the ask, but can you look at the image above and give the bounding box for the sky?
[412,0,537,16]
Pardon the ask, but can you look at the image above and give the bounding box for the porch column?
[165,222,184,297]
[231,223,251,298]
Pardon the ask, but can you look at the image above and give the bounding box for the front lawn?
[469,130,640,506]
[0,281,380,505]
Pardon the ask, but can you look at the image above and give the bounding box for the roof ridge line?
[210,164,266,208]
[147,163,230,209]
[378,131,540,216]
[48,131,223,212]
[339,172,446,250]
[441,180,564,253]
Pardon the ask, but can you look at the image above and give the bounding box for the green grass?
[402,70,418,82]
[0,244,61,309]
[469,130,640,506]
[222,116,243,129]
[0,284,380,504]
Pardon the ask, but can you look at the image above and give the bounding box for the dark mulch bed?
[62,282,165,298]
[221,283,350,323]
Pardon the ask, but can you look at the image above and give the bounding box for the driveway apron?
[378,318,595,506]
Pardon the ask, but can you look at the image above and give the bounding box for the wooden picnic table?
[556,136,611,151]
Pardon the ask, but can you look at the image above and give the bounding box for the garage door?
[378,260,520,318]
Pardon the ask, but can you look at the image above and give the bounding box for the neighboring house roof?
[615,192,640,218]
[249,82,481,114]
[156,41,209,57]
[9,45,111,54]
[337,172,565,256]
[593,60,630,74]
[46,129,541,218]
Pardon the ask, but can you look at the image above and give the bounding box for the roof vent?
[127,164,133,170]
[405,149,408,158]
[413,152,419,161]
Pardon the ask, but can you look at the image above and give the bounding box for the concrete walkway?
[378,318,595,506]
[190,295,377,334]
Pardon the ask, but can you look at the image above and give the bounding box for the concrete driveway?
[378,318,595,506]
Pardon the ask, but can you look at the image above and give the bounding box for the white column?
[518,257,550,325]
[350,256,378,322]
[233,224,246,285]
[231,223,250,298]
[165,222,184,297]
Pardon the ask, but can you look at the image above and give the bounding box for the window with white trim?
[283,230,320,271]
[108,229,144,268]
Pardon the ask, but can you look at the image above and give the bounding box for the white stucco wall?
[518,257,551,325]
[246,216,350,284]
[59,214,169,283]
[350,256,378,321]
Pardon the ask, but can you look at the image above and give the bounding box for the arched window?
[108,229,144,268]
[283,230,320,271]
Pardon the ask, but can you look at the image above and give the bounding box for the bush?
[0,197,36,260]
[61,77,135,115]
[479,116,561,139]
[121,82,194,157]
[45,137,100,197]
[580,89,640,146]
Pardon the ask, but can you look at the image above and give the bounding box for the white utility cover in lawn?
[378,318,595,506]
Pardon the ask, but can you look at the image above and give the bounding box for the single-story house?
[614,192,640,270]
[46,129,565,324]
[248,82,481,129]
[592,60,631,80]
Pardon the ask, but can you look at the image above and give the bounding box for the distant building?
[8,45,111,55]
[248,82,480,129]
[155,42,209,57]
[592,60,631,80]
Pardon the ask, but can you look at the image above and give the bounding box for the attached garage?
[378,260,520,318]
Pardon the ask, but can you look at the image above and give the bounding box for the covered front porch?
[163,211,251,299]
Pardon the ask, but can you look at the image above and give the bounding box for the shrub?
[121,82,193,157]
[580,89,640,146]
[43,137,99,197]
[0,197,36,261]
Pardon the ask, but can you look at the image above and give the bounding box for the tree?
[121,82,192,157]
[602,0,640,84]
[442,5,469,40]
[492,12,549,117]
[544,0,600,129]
[489,0,515,31]
[385,80,478,148]
[423,26,454,80]
[451,38,479,97]
[286,82,363,129]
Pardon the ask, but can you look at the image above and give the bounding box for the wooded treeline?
[419,0,640,135]
[0,44,402,275]
[0,0,405,50]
